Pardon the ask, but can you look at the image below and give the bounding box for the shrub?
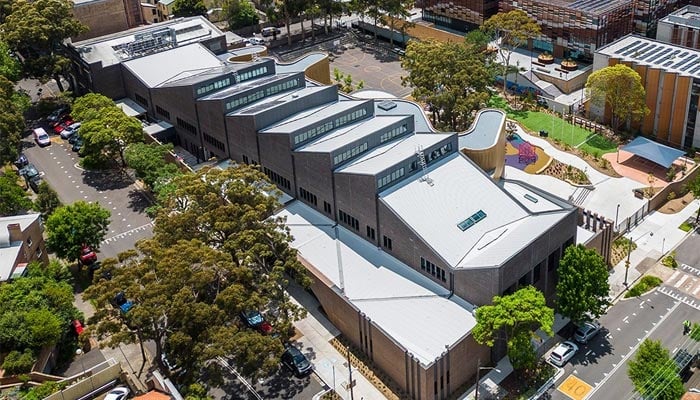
[667,191,677,201]
[666,166,677,182]
[2,350,36,375]
[679,221,693,232]
[662,251,678,268]
[625,276,663,298]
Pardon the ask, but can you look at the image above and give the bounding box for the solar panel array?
[607,37,700,77]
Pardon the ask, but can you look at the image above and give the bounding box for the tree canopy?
[0,173,33,216]
[45,201,111,261]
[71,93,116,122]
[586,64,649,130]
[0,40,22,82]
[1,0,86,90]
[556,244,610,324]
[685,174,700,223]
[172,0,208,17]
[79,104,144,166]
[472,286,554,371]
[34,181,62,220]
[124,142,181,190]
[223,0,259,29]
[0,76,27,164]
[628,339,684,400]
[482,10,541,93]
[401,39,492,131]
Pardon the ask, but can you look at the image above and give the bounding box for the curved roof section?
[275,52,329,74]
[458,109,506,150]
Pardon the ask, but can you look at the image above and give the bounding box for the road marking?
[693,287,700,295]
[585,350,592,356]
[622,316,629,323]
[558,375,593,400]
[584,301,681,399]
[675,275,690,288]
[670,270,681,281]
[101,222,154,244]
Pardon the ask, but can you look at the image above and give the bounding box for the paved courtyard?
[329,43,411,98]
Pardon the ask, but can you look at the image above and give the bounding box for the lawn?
[488,96,618,155]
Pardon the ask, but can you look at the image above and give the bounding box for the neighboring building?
[657,5,700,49]
[69,25,578,397]
[141,0,160,24]
[592,34,700,148]
[72,0,143,41]
[157,0,176,21]
[422,0,499,30]
[634,0,696,38]
[0,214,48,283]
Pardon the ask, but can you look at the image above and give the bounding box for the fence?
[45,359,122,400]
[615,202,650,234]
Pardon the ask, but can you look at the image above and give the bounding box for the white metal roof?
[277,201,477,365]
[298,116,410,153]
[123,44,224,88]
[336,133,452,175]
[379,153,572,269]
[596,34,700,78]
[0,246,21,282]
[261,100,369,134]
[458,109,505,150]
[499,181,568,213]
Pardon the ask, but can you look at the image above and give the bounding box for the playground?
[505,132,551,173]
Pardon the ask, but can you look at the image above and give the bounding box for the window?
[457,210,487,231]
[420,257,446,282]
[299,187,318,206]
[196,77,232,96]
[262,167,291,190]
[323,201,332,214]
[379,124,408,143]
[242,155,249,164]
[203,132,225,152]
[225,89,265,111]
[366,226,375,240]
[176,117,197,135]
[238,66,269,83]
[293,121,334,146]
[533,263,542,284]
[377,167,405,189]
[155,105,170,120]
[332,142,369,165]
[26,238,32,247]
[383,235,392,250]
[134,93,148,107]
[338,209,359,231]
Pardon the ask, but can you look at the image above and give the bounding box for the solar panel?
[622,41,647,57]
[647,47,672,63]
[618,40,641,55]
[638,45,661,60]
[689,64,700,74]
[680,56,699,71]
[657,49,681,65]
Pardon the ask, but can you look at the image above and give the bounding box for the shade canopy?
[620,136,684,169]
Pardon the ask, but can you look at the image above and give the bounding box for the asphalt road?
[674,228,700,268]
[21,131,153,259]
[546,291,684,400]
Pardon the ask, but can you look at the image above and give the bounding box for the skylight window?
[457,210,487,231]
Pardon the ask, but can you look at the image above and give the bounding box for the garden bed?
[611,236,637,267]
[658,192,695,214]
[624,275,662,298]
[541,159,591,185]
[498,362,555,399]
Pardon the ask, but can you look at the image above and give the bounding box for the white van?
[33,127,51,147]
[261,27,281,37]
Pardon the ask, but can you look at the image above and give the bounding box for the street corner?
[557,374,592,400]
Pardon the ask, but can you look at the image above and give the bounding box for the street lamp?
[475,359,501,400]
[75,349,95,392]
[624,230,652,286]
[614,204,620,231]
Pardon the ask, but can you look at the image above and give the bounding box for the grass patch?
[661,251,678,268]
[679,221,693,232]
[625,275,663,298]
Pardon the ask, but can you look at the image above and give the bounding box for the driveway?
[21,133,153,259]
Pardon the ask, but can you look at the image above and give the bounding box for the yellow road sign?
[557,375,593,400]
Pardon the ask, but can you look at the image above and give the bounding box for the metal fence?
[615,201,650,234]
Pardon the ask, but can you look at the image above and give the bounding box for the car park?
[33,128,51,147]
[72,137,84,153]
[104,386,130,400]
[240,310,273,334]
[68,132,81,145]
[59,122,81,139]
[281,346,312,377]
[20,164,41,188]
[28,175,43,193]
[548,341,579,367]
[574,321,601,344]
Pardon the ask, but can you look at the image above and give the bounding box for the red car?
[52,123,66,135]
[72,319,84,335]
[79,244,97,266]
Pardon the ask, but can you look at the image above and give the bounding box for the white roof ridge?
[350,293,448,302]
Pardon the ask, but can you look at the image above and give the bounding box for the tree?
[586,64,649,131]
[628,339,684,400]
[172,0,207,17]
[84,238,291,380]
[223,0,259,29]
[382,0,412,46]
[34,181,62,220]
[556,244,610,324]
[0,40,22,82]
[45,201,110,261]
[472,286,554,371]
[0,173,33,216]
[71,93,116,122]
[401,39,492,131]
[0,76,26,164]
[79,106,144,166]
[482,10,541,94]
[688,174,700,224]
[1,0,86,91]
[124,142,181,189]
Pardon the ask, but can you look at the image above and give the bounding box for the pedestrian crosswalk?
[656,263,700,310]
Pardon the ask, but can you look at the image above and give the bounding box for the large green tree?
[401,39,492,131]
[34,181,62,220]
[0,173,33,216]
[1,0,86,91]
[172,0,208,17]
[84,238,292,380]
[0,76,26,164]
[45,201,110,261]
[472,286,554,371]
[688,174,700,224]
[586,64,649,131]
[482,10,541,94]
[223,0,260,30]
[79,106,144,166]
[0,40,22,82]
[628,339,684,400]
[556,245,610,324]
[124,142,181,189]
[71,93,116,122]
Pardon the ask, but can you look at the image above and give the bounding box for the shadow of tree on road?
[81,169,132,191]
[127,189,151,214]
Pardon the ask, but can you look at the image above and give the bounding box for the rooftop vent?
[378,100,397,111]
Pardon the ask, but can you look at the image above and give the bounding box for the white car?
[60,122,81,139]
[249,37,265,46]
[104,386,130,400]
[549,341,579,367]
[574,321,601,344]
[33,127,51,147]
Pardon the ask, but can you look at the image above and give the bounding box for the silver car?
[574,321,601,344]
[549,341,579,367]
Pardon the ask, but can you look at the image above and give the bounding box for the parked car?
[161,352,179,372]
[20,163,41,187]
[549,341,579,367]
[72,137,84,153]
[104,386,130,400]
[14,154,28,169]
[79,244,97,266]
[28,174,43,193]
[281,346,312,377]
[249,37,265,45]
[240,310,264,328]
[261,27,281,37]
[47,106,70,124]
[33,127,51,147]
[112,291,134,313]
[59,122,81,139]
[574,321,601,344]
[72,319,84,335]
[68,133,81,145]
